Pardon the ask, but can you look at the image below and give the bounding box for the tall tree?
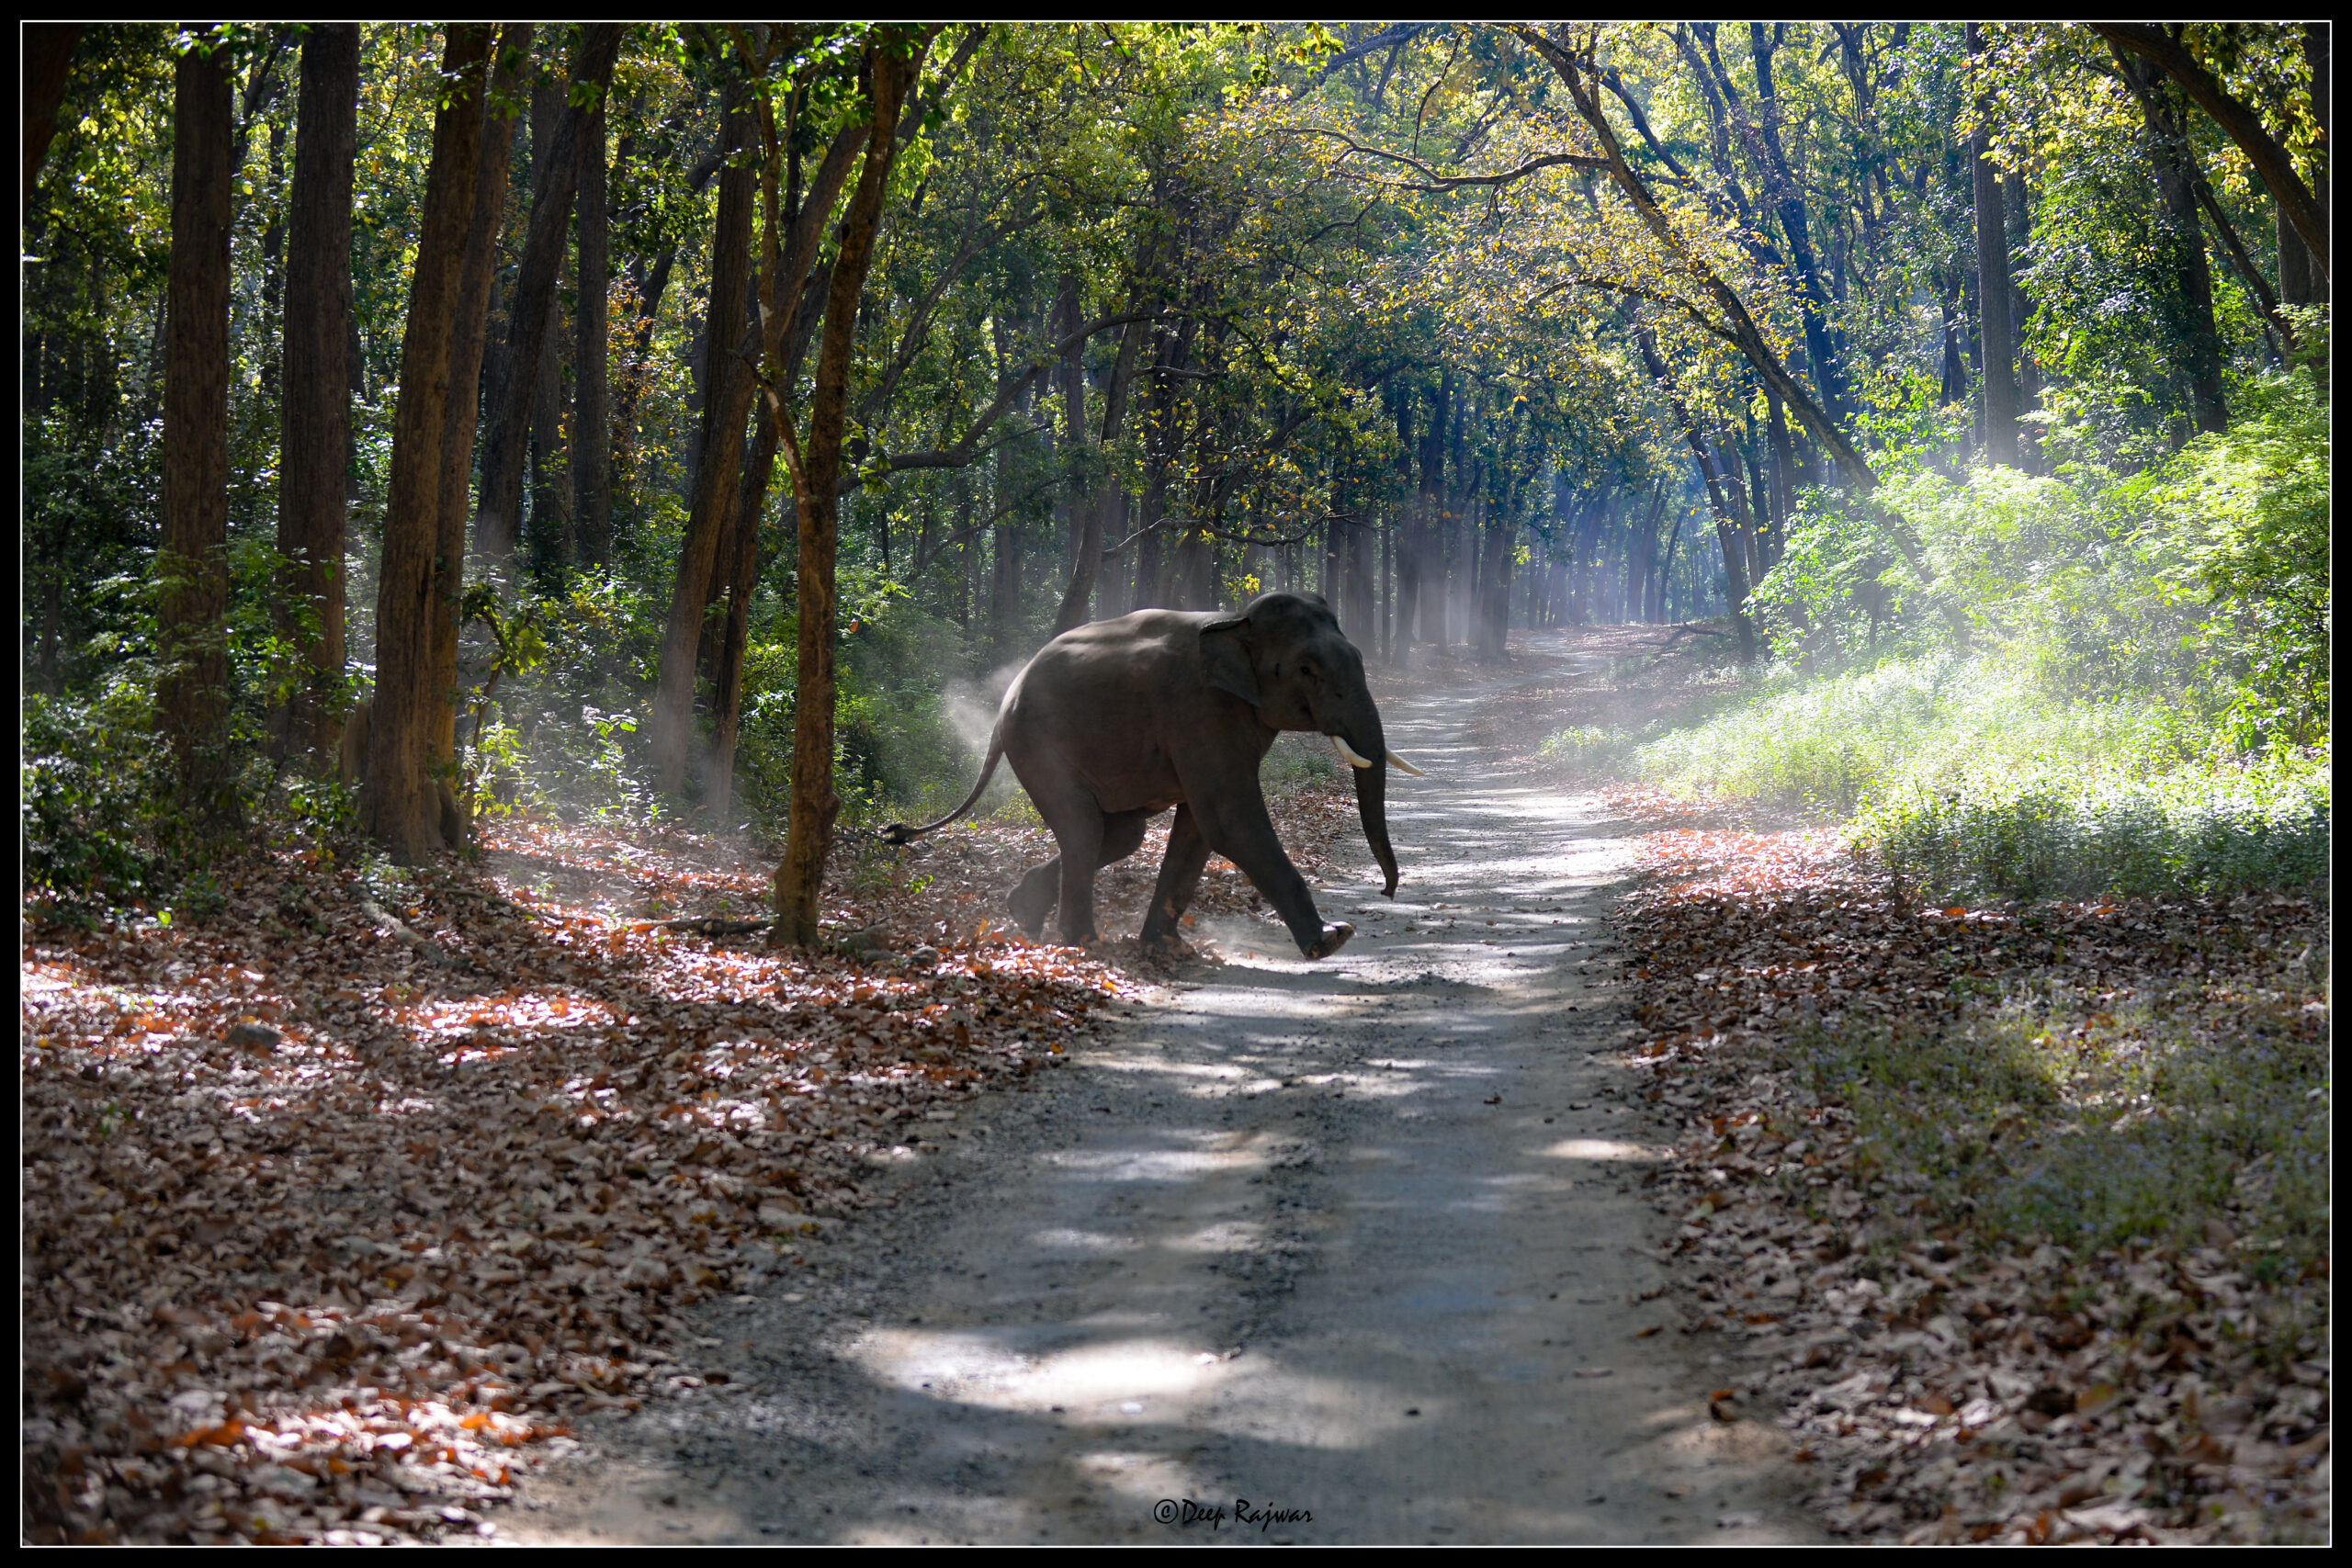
[1969,24,2022,467]
[1742,24,1852,423]
[471,23,623,565]
[2116,49,2230,437]
[573,91,611,566]
[363,24,490,860]
[157,28,235,810]
[648,69,758,797]
[429,25,533,795]
[706,50,886,823]
[772,26,938,945]
[273,22,358,768]
[2093,23,2329,281]
[22,23,84,217]
[1637,325,1758,663]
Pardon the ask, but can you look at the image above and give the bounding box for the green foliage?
[1749,370,2327,750]
[1260,729,1344,786]
[22,684,174,921]
[1860,742,2330,901]
[1626,654,2201,815]
[448,571,664,824]
[1536,723,1624,774]
[2139,370,2331,747]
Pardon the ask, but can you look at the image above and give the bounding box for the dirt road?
[507,643,1822,1544]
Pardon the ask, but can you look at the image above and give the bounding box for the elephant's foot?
[1137,928,1197,960]
[1302,921,1353,960]
[1007,883,1056,939]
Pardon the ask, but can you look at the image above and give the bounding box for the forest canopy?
[21,21,2331,920]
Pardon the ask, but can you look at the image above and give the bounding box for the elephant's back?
[1031,609,1199,683]
[1012,609,1198,736]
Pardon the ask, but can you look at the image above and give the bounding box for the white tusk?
[1385,749,1426,777]
[1329,734,1375,769]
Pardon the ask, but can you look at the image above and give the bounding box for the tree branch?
[1286,125,1604,192]
[851,310,1166,491]
[2091,23,2327,278]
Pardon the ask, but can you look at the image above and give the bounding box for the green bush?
[1858,743,2330,901]
[22,682,172,919]
[1538,723,1625,775]
[2140,369,2330,747]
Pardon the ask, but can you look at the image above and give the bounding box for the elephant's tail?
[881,732,1007,846]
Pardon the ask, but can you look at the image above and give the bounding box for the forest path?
[506,634,1823,1544]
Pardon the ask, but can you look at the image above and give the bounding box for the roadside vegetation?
[1545,368,2329,905]
[1541,376,2327,1540]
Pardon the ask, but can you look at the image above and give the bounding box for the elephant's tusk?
[1329,734,1376,769]
[1385,749,1426,777]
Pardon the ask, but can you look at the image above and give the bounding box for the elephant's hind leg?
[1009,856,1060,937]
[1007,766,1113,947]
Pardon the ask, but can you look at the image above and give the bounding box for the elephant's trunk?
[1337,703,1399,897]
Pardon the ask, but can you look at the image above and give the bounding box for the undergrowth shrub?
[23,682,173,919]
[1859,743,2330,901]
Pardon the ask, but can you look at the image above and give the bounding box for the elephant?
[885,591,1421,959]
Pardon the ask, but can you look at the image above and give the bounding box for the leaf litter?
[1603,816,2328,1544]
[20,781,1355,1543]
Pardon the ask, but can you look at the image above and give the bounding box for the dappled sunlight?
[850,1331,1419,1452]
[1537,1137,1665,1164]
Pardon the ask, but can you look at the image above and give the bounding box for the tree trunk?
[706,412,775,831]
[774,28,933,945]
[1342,503,1375,650]
[1049,297,1139,637]
[471,23,622,564]
[275,23,357,770]
[364,24,490,861]
[1747,23,1851,423]
[22,24,83,218]
[158,34,236,811]
[2117,51,2229,436]
[528,273,569,571]
[2003,169,2045,465]
[428,25,530,797]
[1477,510,1517,658]
[1637,326,1757,661]
[649,75,757,797]
[573,94,611,568]
[612,245,673,496]
[1969,26,2021,466]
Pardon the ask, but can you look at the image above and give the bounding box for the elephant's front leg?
[1198,791,1352,960]
[1138,804,1213,952]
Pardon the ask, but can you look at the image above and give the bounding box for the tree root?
[356,897,460,966]
[652,917,774,937]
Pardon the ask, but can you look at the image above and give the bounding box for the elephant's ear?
[1199,617,1260,706]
